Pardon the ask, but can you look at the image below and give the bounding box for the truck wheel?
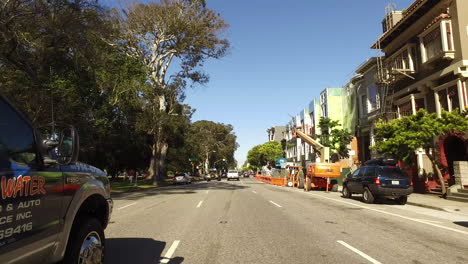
[342,186,351,198]
[397,195,408,205]
[64,217,105,264]
[363,187,375,204]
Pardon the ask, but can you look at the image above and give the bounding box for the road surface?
[105,177,468,264]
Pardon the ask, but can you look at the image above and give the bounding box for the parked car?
[227,170,240,181]
[342,158,413,204]
[173,172,192,184]
[0,94,112,263]
[243,172,249,177]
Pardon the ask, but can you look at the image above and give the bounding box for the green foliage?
[318,117,353,158]
[247,141,283,168]
[186,120,238,169]
[0,0,151,175]
[0,0,234,178]
[373,109,468,165]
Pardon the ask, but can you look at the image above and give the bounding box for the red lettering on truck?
[0,176,46,199]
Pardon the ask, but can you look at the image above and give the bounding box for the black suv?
[342,159,413,204]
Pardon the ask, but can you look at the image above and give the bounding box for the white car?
[173,172,192,184]
[227,170,240,181]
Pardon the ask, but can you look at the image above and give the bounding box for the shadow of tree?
[112,181,249,201]
[105,238,184,264]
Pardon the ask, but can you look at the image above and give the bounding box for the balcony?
[378,44,417,83]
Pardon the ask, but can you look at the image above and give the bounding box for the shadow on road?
[346,195,406,205]
[105,238,184,264]
[112,180,249,200]
[453,221,468,228]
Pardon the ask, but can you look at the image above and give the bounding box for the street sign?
[188,158,198,162]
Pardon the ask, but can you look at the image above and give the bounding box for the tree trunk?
[204,152,209,174]
[426,149,447,197]
[155,141,168,182]
[148,143,157,181]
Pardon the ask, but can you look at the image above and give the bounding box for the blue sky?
[104,0,415,166]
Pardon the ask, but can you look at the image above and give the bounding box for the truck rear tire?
[64,217,105,264]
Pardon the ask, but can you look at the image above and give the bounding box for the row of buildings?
[267,0,468,194]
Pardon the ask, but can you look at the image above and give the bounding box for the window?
[423,26,442,60]
[420,19,455,63]
[378,167,407,178]
[368,85,379,111]
[438,89,448,111]
[361,95,368,117]
[351,169,360,178]
[448,86,460,110]
[363,167,376,177]
[0,98,37,168]
[415,98,425,111]
[399,102,412,117]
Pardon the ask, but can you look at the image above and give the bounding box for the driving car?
[227,170,240,181]
[173,172,192,184]
[342,158,413,204]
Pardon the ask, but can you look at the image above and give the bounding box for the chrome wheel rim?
[79,231,103,264]
[343,187,348,196]
[363,190,368,201]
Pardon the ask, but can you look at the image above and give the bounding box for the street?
[105,178,468,264]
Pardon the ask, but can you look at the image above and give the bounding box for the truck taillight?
[410,180,413,187]
[374,177,381,185]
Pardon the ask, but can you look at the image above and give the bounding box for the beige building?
[372,0,468,192]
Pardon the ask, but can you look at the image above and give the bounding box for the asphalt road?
[105,177,468,264]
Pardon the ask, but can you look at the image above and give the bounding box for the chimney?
[382,11,403,33]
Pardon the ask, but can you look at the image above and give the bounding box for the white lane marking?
[252,190,257,194]
[337,240,382,264]
[415,219,443,224]
[306,192,468,236]
[196,200,204,208]
[160,240,180,264]
[269,200,282,208]
[117,202,137,210]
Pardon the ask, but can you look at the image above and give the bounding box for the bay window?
[419,18,455,64]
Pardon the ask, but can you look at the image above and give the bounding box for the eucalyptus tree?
[116,0,229,181]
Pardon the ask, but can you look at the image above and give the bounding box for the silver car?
[173,172,192,184]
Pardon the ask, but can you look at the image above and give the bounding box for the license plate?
[392,180,399,185]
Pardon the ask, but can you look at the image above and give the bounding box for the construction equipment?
[286,165,303,188]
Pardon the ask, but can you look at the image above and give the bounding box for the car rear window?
[228,170,237,173]
[175,173,185,176]
[378,167,408,178]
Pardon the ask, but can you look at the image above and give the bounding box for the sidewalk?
[408,193,468,216]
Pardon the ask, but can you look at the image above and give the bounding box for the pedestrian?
[123,170,128,182]
[128,170,134,184]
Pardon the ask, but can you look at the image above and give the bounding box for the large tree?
[116,0,229,182]
[247,141,283,169]
[186,120,238,173]
[0,0,150,174]
[373,109,468,196]
[318,117,353,158]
